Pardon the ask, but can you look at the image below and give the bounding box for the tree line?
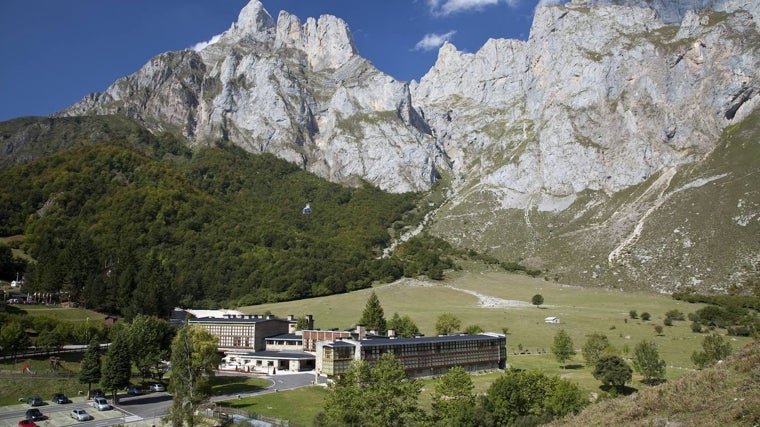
[0,127,464,317]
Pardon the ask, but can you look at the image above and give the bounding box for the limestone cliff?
[53,0,760,293]
[60,1,443,193]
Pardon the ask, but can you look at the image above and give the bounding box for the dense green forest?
[0,116,458,318]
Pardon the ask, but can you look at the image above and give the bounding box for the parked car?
[18,420,37,427]
[88,389,105,399]
[150,383,166,392]
[24,408,44,421]
[91,397,111,411]
[51,393,71,404]
[126,385,142,396]
[27,396,43,406]
[70,408,93,421]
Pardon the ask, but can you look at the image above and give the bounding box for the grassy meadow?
[243,263,753,373]
[236,263,756,424]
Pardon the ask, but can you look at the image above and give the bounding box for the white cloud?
[191,34,222,52]
[414,30,457,51]
[427,0,519,16]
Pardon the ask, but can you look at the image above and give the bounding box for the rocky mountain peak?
[275,11,358,71]
[44,0,760,293]
[226,0,275,42]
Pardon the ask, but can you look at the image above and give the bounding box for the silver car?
[70,408,93,421]
[91,397,112,411]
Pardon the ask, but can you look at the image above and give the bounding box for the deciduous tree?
[632,340,666,384]
[126,315,173,383]
[593,355,632,388]
[168,325,221,427]
[435,313,462,336]
[551,329,576,368]
[431,366,479,426]
[484,369,586,425]
[582,333,614,367]
[531,294,544,308]
[691,333,732,369]
[387,312,420,338]
[316,353,422,426]
[0,321,30,363]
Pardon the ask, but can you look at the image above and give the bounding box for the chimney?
[306,314,314,330]
[388,329,396,338]
[357,324,366,340]
[288,315,295,321]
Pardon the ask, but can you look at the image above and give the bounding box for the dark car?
[25,408,44,421]
[51,393,71,404]
[126,385,142,396]
[27,396,43,407]
[88,389,105,399]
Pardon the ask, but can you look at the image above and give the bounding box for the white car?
[90,397,111,411]
[150,383,166,392]
[70,408,93,421]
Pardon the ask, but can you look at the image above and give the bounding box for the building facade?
[317,333,507,378]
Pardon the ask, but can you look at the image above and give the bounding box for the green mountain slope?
[0,116,427,316]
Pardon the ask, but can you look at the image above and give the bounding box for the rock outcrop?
[60,0,443,193]
[53,0,760,292]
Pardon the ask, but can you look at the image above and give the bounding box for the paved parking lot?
[0,398,141,427]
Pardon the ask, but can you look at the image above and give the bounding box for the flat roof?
[225,350,315,360]
[324,333,504,348]
[188,316,289,324]
[265,334,303,341]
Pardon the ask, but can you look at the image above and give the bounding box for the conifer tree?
[359,291,387,334]
[101,329,132,403]
[78,339,102,397]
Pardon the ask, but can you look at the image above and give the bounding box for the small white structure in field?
[544,316,560,324]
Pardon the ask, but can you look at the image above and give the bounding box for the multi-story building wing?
[317,333,507,378]
[188,314,292,352]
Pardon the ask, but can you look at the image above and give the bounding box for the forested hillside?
[0,116,457,318]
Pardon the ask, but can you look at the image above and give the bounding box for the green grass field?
[3,266,754,425]
[232,264,755,425]
[242,263,753,372]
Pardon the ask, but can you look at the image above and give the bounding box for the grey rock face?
[54,0,760,291]
[59,0,442,193]
[412,1,759,208]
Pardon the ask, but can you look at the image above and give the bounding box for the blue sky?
[0,0,548,122]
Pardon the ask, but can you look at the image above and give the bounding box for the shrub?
[664,317,673,326]
[593,355,632,388]
[690,321,703,333]
[641,312,651,321]
[665,309,685,321]
[629,310,638,319]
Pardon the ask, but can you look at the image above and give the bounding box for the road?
[0,371,317,427]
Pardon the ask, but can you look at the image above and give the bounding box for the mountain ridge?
[3,0,759,294]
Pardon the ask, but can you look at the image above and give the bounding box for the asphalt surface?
[0,371,319,427]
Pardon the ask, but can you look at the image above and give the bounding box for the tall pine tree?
[78,339,102,397]
[101,329,132,403]
[358,291,387,335]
